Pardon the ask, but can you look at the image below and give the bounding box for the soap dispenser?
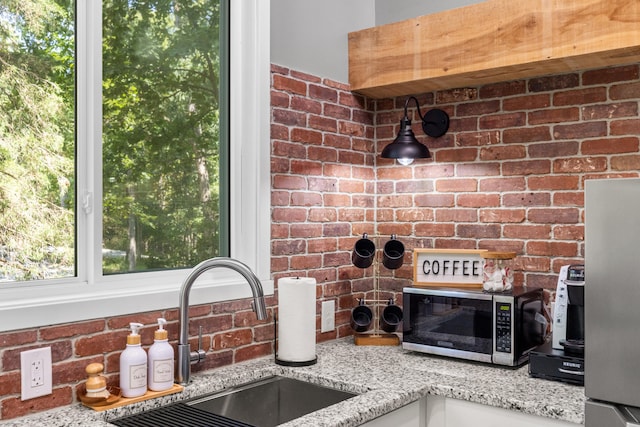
[119,322,147,398]
[147,318,174,391]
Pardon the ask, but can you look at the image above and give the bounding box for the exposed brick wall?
[2,62,639,421]
[376,64,640,296]
[270,64,377,340]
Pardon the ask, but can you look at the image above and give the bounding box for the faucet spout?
[177,257,267,385]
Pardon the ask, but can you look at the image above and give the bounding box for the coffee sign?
[413,249,487,287]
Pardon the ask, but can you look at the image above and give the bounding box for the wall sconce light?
[381,96,450,165]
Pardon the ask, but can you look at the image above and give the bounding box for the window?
[0,0,271,331]
[3,0,229,279]
[0,0,75,282]
[101,0,231,274]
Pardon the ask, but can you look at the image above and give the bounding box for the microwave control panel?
[495,302,512,353]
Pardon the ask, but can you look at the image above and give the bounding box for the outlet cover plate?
[321,300,335,333]
[21,347,52,400]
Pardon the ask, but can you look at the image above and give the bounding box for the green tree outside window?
[0,0,227,281]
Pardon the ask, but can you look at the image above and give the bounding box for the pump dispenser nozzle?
[127,322,143,345]
[155,318,168,341]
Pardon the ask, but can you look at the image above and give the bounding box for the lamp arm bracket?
[404,96,425,122]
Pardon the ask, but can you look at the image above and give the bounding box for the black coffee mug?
[380,304,403,333]
[350,302,373,332]
[352,234,376,269]
[382,235,404,270]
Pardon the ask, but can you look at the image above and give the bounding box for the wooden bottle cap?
[480,251,516,259]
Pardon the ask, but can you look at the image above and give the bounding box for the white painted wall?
[374,0,485,25]
[270,0,485,84]
[270,0,375,84]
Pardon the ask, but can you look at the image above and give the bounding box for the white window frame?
[0,0,272,332]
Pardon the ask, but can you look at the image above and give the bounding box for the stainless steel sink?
[111,376,357,427]
[187,376,357,426]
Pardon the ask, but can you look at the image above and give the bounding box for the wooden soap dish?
[79,361,185,411]
[80,384,184,411]
[79,385,122,407]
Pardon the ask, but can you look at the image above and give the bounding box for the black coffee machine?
[552,264,585,354]
[529,264,585,385]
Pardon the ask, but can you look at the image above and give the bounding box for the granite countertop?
[1,338,585,426]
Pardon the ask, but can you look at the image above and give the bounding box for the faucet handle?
[188,325,206,365]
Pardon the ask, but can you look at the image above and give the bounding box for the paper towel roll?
[276,277,317,365]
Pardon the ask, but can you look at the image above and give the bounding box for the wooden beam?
[348,0,640,98]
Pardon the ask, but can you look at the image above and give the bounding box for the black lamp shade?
[381,96,449,164]
[381,118,431,160]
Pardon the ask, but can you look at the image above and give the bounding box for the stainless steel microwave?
[402,286,546,366]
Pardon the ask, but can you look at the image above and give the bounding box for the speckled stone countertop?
[1,338,585,426]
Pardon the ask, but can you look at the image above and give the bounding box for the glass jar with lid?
[480,251,516,292]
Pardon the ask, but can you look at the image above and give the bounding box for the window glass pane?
[102,0,227,274]
[0,0,76,282]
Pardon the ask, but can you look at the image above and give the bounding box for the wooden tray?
[82,384,184,411]
[354,333,400,346]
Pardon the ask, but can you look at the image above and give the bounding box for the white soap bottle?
[119,322,148,398]
[147,318,174,391]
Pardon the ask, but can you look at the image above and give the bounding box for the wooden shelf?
[348,0,640,98]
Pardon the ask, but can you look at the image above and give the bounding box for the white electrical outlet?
[321,300,335,332]
[31,358,44,387]
[21,347,52,400]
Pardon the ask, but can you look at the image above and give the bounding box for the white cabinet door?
[361,399,427,427]
[426,395,580,427]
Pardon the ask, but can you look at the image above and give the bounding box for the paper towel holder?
[275,312,318,367]
[274,276,318,367]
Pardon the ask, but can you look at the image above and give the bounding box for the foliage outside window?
[0,0,228,282]
[0,0,75,281]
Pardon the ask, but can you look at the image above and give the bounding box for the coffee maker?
[529,264,585,385]
[552,264,585,354]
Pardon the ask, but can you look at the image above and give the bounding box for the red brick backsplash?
[2,387,72,420]
[2,62,639,420]
[375,63,640,292]
[270,64,375,356]
[0,300,276,420]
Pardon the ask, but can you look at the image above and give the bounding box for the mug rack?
[351,234,404,346]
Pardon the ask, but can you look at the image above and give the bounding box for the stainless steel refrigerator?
[585,178,640,426]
